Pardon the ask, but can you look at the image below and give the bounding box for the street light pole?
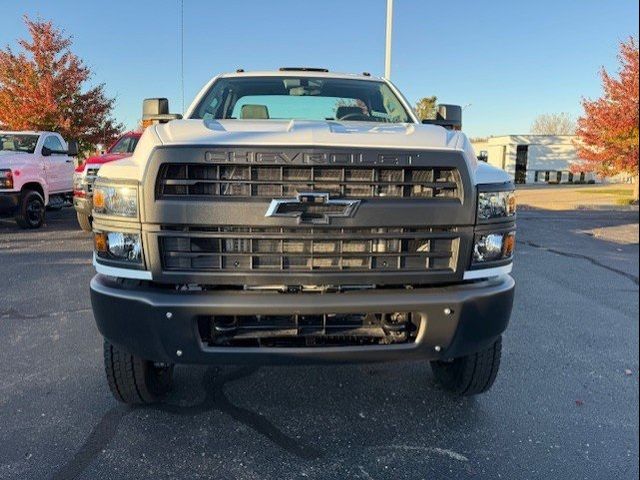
[385,0,393,79]
[179,0,185,113]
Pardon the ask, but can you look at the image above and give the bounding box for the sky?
[0,0,638,138]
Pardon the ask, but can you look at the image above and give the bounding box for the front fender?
[12,163,49,204]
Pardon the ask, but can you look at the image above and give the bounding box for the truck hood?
[77,152,134,172]
[85,152,132,166]
[99,120,512,186]
[0,150,32,169]
[155,119,463,150]
[475,161,512,185]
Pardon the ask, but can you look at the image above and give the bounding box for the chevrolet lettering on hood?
[205,148,416,166]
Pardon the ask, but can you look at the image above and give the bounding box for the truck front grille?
[198,312,420,347]
[156,164,462,200]
[85,167,100,193]
[159,226,459,273]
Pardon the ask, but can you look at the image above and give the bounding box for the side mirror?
[41,146,52,157]
[422,104,462,130]
[67,140,79,157]
[142,98,182,126]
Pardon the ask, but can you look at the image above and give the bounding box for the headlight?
[473,231,515,263]
[0,169,13,189]
[73,173,84,192]
[94,231,142,263]
[477,190,516,221]
[93,180,138,218]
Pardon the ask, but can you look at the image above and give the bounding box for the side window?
[44,136,65,153]
[110,136,139,154]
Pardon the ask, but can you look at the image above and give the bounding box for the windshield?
[191,77,413,124]
[0,134,39,154]
[109,135,140,154]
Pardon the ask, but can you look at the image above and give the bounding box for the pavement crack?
[518,240,639,286]
[0,307,92,320]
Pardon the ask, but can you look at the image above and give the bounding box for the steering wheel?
[338,112,371,121]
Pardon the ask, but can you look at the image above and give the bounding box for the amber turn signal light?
[502,232,516,258]
[93,190,105,210]
[94,232,108,253]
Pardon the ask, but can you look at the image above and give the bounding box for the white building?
[471,135,597,184]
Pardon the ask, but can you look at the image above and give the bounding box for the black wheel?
[76,212,92,232]
[431,336,502,396]
[103,340,174,404]
[15,190,45,229]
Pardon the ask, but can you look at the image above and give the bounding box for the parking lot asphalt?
[0,208,638,480]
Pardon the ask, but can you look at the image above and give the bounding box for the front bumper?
[73,196,92,216]
[90,274,515,365]
[0,191,20,216]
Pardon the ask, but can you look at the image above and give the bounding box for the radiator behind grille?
[156,164,461,200]
[159,227,459,273]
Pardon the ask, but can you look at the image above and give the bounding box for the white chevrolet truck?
[90,69,516,404]
[0,131,77,228]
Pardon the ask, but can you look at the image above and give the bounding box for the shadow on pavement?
[51,363,473,480]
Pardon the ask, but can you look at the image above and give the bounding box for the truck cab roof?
[0,130,61,136]
[217,69,385,82]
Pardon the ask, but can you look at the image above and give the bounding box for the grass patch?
[615,197,637,206]
[577,186,637,206]
[578,188,634,197]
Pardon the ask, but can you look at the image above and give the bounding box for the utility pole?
[179,0,185,113]
[385,0,394,79]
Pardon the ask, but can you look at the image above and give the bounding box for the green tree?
[414,96,438,121]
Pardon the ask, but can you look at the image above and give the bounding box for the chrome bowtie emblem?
[265,192,360,225]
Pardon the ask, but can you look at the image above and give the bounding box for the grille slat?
[160,227,459,273]
[83,167,100,193]
[157,164,461,200]
[161,179,458,188]
[159,227,458,241]
[162,251,453,259]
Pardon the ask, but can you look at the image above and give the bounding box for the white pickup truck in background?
[0,131,77,228]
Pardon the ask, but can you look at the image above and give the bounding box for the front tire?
[431,336,502,396]
[76,212,92,232]
[103,340,174,404]
[15,190,45,229]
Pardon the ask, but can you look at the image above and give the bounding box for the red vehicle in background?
[73,131,141,231]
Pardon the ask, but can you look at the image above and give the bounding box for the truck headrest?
[240,104,270,119]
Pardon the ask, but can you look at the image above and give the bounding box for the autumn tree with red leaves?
[575,37,639,199]
[0,16,122,152]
